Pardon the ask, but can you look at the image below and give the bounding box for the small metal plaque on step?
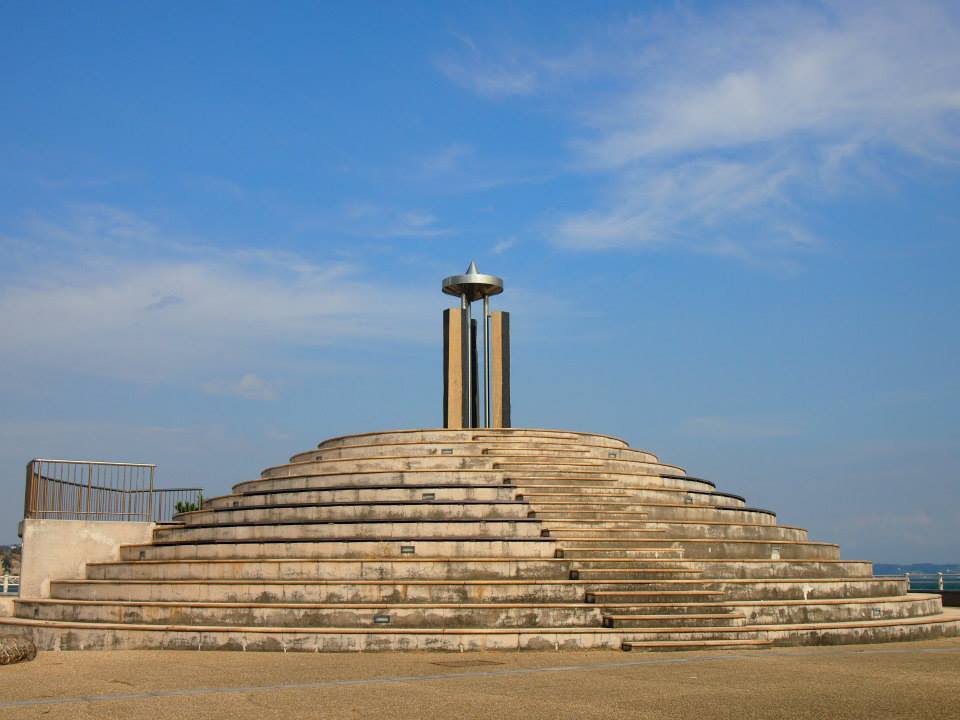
[422,493,436,501]
[400,545,416,554]
[872,607,882,618]
[441,448,454,455]
[373,614,391,624]
[608,451,618,458]
[684,495,694,504]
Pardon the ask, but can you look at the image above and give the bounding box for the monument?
[1,265,957,651]
[441,261,510,429]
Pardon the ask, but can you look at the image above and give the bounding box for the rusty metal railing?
[23,459,203,523]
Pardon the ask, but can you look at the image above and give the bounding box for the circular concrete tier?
[2,428,957,652]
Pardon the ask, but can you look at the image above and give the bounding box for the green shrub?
[174,495,203,514]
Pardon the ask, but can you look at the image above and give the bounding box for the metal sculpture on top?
[441,262,510,429]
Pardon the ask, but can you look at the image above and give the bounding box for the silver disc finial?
[442,261,504,302]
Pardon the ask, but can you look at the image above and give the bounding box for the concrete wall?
[0,598,13,617]
[19,519,156,599]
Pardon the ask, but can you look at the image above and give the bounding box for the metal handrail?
[906,572,960,592]
[878,572,960,592]
[23,459,202,523]
[29,459,156,467]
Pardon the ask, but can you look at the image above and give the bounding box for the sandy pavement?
[1,638,959,719]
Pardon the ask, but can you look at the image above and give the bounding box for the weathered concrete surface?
[1,639,959,719]
[20,520,156,599]
[4,429,954,651]
[0,598,14,617]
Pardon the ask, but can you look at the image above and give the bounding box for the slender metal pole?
[483,294,490,428]
[462,295,473,428]
[148,465,155,522]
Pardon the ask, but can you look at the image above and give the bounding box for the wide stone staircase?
[3,429,958,651]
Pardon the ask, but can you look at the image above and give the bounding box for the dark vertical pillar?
[469,318,479,428]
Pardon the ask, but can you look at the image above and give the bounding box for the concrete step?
[512,480,727,498]
[153,519,545,544]
[205,485,515,510]
[235,471,507,494]
[537,520,658,529]
[593,595,942,617]
[529,510,653,520]
[555,539,840,560]
[558,549,686,560]
[87,557,573,581]
[483,448,589,457]
[179,501,531,526]
[545,524,808,542]
[585,577,908,603]
[734,594,945,625]
[620,627,770,641]
[546,530,668,539]
[569,560,874,580]
[49,578,825,605]
[523,501,644,512]
[4,611,956,652]
[120,537,557,561]
[604,613,747,628]
[289,444,599,463]
[519,487,746,508]
[629,506,777,524]
[621,611,960,647]
[315,428,629,450]
[0,616,632,651]
[47,579,595,604]
[257,455,684,483]
[316,428,632,450]
[261,456,501,480]
[499,461,688,478]
[15,599,607,628]
[571,569,704,580]
[622,638,773,652]
[516,490,634,499]
[505,473,715,494]
[290,443,658,465]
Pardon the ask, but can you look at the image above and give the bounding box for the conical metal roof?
[442,261,503,301]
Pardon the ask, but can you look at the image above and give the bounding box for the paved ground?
[1,639,959,719]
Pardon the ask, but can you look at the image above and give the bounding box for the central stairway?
[3,428,957,651]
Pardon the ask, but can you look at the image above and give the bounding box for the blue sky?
[1,1,958,562]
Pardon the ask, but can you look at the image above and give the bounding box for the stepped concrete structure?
[3,267,957,652]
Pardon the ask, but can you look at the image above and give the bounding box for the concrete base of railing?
[20,519,155,599]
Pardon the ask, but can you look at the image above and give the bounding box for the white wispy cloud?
[577,3,960,166]
[441,2,960,260]
[554,158,804,252]
[0,205,436,388]
[492,237,516,254]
